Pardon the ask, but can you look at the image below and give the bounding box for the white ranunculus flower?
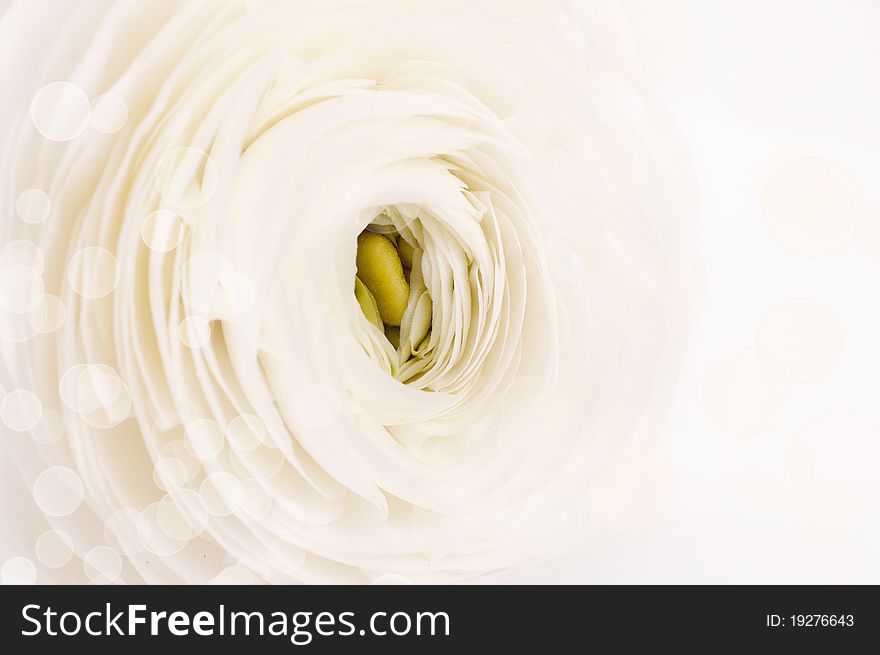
[0,0,692,584]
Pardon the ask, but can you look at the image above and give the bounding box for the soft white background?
[2,0,878,583]
[484,0,880,583]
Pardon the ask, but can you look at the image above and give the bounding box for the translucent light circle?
[28,294,66,333]
[84,546,122,584]
[700,347,789,435]
[156,490,208,541]
[31,408,64,444]
[1,389,43,431]
[67,247,120,299]
[178,316,211,348]
[0,240,44,273]
[0,308,42,342]
[155,147,218,209]
[155,499,194,540]
[77,365,122,411]
[152,457,190,492]
[756,299,842,383]
[141,210,184,252]
[855,200,880,258]
[294,383,342,429]
[33,467,83,516]
[762,154,862,257]
[36,530,74,568]
[16,188,51,224]
[89,94,128,134]
[1,556,37,584]
[158,440,201,484]
[136,503,189,556]
[227,414,267,452]
[24,294,50,336]
[0,265,44,314]
[59,364,97,410]
[199,472,244,516]
[31,81,90,141]
[59,364,130,428]
[24,297,49,334]
[185,419,225,460]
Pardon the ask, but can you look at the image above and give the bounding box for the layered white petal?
[0,0,693,583]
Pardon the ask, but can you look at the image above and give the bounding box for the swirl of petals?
[0,0,693,583]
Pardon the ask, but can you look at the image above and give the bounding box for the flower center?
[355,221,433,375]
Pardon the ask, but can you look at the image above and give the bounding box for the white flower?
[0,0,693,583]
